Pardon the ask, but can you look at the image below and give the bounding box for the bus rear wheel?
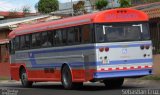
[103,78,124,88]
[20,68,33,87]
[61,66,83,89]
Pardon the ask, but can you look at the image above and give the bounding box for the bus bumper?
[93,69,152,79]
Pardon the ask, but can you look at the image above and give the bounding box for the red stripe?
[123,67,127,70]
[130,66,134,69]
[108,68,112,71]
[138,66,142,69]
[144,66,149,68]
[116,68,120,70]
[101,68,105,71]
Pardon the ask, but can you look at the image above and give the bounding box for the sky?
[0,0,79,13]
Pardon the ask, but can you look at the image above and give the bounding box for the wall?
[0,63,10,79]
[153,54,160,76]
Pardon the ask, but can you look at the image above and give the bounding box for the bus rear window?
[95,23,150,42]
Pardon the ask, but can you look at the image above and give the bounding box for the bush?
[95,0,108,10]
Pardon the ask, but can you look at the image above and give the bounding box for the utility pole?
[71,0,74,16]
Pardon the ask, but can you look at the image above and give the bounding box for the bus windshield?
[95,23,150,42]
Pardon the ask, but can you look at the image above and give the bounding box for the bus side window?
[62,29,67,45]
[54,30,63,46]
[41,32,51,47]
[20,35,25,50]
[48,31,54,46]
[67,27,81,44]
[10,40,15,54]
[75,27,82,43]
[15,37,20,50]
[31,33,37,48]
[25,35,30,49]
[68,27,75,44]
[81,25,91,43]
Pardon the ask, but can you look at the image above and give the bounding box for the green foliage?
[119,0,131,8]
[22,6,31,14]
[8,9,19,17]
[35,3,38,12]
[38,0,59,14]
[73,1,86,15]
[144,0,160,3]
[95,0,108,10]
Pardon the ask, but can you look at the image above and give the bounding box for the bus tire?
[103,78,124,88]
[61,65,73,89]
[20,68,33,88]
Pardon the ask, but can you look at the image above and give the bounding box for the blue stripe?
[29,43,151,54]
[32,46,95,54]
[27,42,152,67]
[29,62,87,68]
[96,43,151,48]
[94,69,152,78]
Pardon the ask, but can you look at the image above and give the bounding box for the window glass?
[62,29,67,45]
[75,27,81,43]
[54,30,62,45]
[48,31,53,46]
[81,25,91,43]
[68,27,81,44]
[24,35,30,49]
[20,36,25,49]
[15,37,20,50]
[41,32,52,47]
[68,28,75,44]
[10,40,15,54]
[31,33,42,48]
[95,22,150,43]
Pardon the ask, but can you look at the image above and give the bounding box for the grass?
[0,77,10,80]
[140,75,160,80]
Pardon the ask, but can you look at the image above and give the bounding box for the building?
[131,2,160,54]
[0,14,61,79]
[0,11,24,20]
[52,0,120,16]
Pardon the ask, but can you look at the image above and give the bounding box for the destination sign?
[106,13,139,20]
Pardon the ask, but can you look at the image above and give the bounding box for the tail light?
[105,47,109,52]
[145,45,150,49]
[140,45,145,50]
[99,48,104,52]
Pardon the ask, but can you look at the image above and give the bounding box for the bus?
[9,8,153,89]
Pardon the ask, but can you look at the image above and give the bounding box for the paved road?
[0,79,160,95]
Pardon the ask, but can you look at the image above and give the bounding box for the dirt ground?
[153,54,160,76]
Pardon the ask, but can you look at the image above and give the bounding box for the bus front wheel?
[103,78,124,88]
[20,68,33,87]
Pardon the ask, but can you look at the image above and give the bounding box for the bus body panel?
[10,44,97,82]
[10,41,152,82]
[95,41,152,79]
[9,8,153,86]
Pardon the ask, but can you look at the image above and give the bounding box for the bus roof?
[9,8,148,39]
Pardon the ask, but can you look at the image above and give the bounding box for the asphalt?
[0,79,160,95]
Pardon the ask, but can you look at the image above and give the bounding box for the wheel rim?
[21,73,27,84]
[62,68,70,87]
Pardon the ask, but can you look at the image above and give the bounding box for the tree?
[95,0,108,10]
[38,0,59,14]
[119,0,131,8]
[35,3,38,13]
[73,1,86,16]
[22,6,31,14]
[8,9,19,17]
